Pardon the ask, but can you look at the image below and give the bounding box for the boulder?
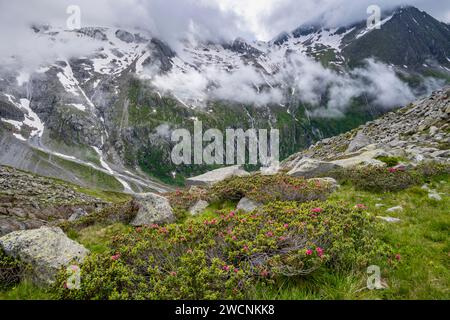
[131,193,175,226]
[307,177,339,192]
[386,206,403,213]
[331,149,388,168]
[346,131,373,153]
[189,200,209,215]
[0,227,89,284]
[287,158,341,178]
[377,216,401,223]
[186,165,250,187]
[68,208,89,222]
[236,197,262,213]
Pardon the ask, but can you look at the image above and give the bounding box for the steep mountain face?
[0,6,449,191]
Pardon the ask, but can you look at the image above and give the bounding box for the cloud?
[147,50,417,116]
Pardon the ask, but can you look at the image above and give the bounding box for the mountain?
[0,6,449,191]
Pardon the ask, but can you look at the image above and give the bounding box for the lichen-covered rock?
[0,226,89,284]
[236,197,262,213]
[307,177,339,192]
[189,200,209,215]
[287,158,341,178]
[330,149,388,168]
[186,165,250,187]
[130,193,175,226]
[346,131,373,153]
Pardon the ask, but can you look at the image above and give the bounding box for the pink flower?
[111,253,121,261]
[311,207,323,213]
[316,247,324,257]
[222,265,231,272]
[260,270,269,277]
[243,245,249,252]
[355,204,367,209]
[284,223,289,229]
[232,235,237,241]
[279,236,287,241]
[234,268,239,273]
[305,249,313,256]
[187,249,193,254]
[266,231,274,238]
[395,254,401,261]
[169,271,177,276]
[388,168,398,173]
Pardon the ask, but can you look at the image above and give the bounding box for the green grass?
[0,281,51,300]
[2,172,448,300]
[252,175,450,300]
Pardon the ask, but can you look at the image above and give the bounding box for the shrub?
[0,249,29,291]
[59,201,138,232]
[327,166,420,192]
[376,156,402,167]
[167,187,210,219]
[327,162,450,193]
[211,174,335,204]
[415,161,450,180]
[52,200,391,300]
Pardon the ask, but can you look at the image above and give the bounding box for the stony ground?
[283,87,450,167]
[0,166,109,236]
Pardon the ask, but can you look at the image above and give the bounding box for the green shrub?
[167,187,210,220]
[327,162,450,193]
[327,166,420,192]
[59,201,138,232]
[0,250,29,291]
[210,174,335,204]
[52,200,391,300]
[415,161,450,180]
[376,156,402,167]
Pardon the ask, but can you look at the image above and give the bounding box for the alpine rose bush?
[52,200,391,300]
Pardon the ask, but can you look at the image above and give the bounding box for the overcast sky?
[1,0,449,44]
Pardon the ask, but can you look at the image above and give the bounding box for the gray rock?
[68,208,89,222]
[186,165,250,187]
[428,192,442,201]
[131,193,175,226]
[346,131,373,153]
[377,216,401,223]
[386,206,404,213]
[236,197,262,213]
[115,29,135,43]
[331,149,388,168]
[287,158,341,178]
[189,200,209,215]
[0,227,89,284]
[307,177,339,192]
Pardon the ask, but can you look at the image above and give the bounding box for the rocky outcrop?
[186,165,250,187]
[189,200,209,216]
[236,197,262,213]
[130,193,175,226]
[287,158,341,178]
[0,166,108,236]
[346,131,373,153]
[0,227,89,284]
[283,87,450,171]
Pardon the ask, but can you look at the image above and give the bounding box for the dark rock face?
[342,6,450,68]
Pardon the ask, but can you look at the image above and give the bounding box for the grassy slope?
[254,176,450,300]
[1,175,448,300]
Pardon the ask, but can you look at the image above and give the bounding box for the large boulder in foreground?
[131,193,175,226]
[186,165,250,187]
[0,227,89,284]
[287,158,341,178]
